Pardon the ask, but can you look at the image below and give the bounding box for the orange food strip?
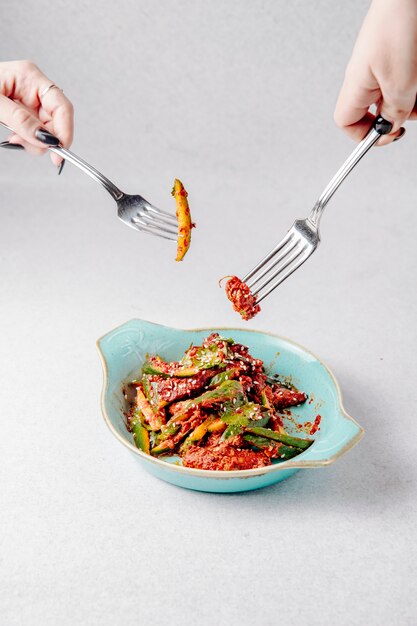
[172,178,193,261]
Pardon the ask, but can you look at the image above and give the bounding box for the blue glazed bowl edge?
[96,319,365,481]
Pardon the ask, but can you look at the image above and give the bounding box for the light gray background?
[1,1,416,625]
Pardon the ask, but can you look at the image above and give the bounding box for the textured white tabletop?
[1,2,416,625]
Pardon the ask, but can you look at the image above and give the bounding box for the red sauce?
[223,276,261,321]
[309,415,321,435]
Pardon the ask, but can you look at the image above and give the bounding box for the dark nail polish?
[0,141,24,150]
[393,127,406,142]
[35,128,60,146]
[374,115,393,135]
[57,160,65,175]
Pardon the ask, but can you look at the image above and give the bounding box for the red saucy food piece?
[271,384,307,410]
[268,414,285,432]
[183,439,270,470]
[224,276,260,321]
[144,370,214,408]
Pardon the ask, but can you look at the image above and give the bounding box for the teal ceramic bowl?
[97,319,364,493]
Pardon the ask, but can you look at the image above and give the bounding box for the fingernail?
[393,127,406,142]
[0,141,25,150]
[57,160,65,176]
[35,128,60,146]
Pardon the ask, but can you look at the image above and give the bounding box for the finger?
[334,66,381,141]
[376,88,416,145]
[38,86,74,166]
[334,76,409,146]
[8,133,45,155]
[37,110,62,166]
[39,89,74,147]
[8,129,65,171]
[41,119,65,167]
[410,96,417,120]
[0,93,47,150]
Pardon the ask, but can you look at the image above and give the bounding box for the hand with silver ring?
[0,60,74,170]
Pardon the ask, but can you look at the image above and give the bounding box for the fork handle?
[309,115,393,226]
[49,145,124,201]
[0,120,124,202]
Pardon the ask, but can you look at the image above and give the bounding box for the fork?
[243,116,394,303]
[0,121,178,241]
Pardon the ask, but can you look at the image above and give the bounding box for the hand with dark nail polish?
[35,128,61,146]
[0,60,74,169]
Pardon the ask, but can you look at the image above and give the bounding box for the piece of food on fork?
[172,178,195,261]
[222,276,260,321]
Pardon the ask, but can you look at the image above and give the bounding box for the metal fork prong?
[145,205,178,226]
[135,213,178,236]
[131,218,177,241]
[145,218,178,235]
[132,213,176,234]
[243,231,294,283]
[246,236,297,290]
[253,242,308,297]
[256,246,311,303]
[148,212,178,228]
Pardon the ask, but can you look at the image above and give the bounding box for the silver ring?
[39,84,63,100]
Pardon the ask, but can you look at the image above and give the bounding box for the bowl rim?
[97,320,365,479]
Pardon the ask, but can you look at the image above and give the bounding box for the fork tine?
[131,217,177,241]
[145,205,178,226]
[253,242,308,297]
[243,231,293,283]
[152,213,178,227]
[255,245,311,303]
[135,213,178,236]
[246,236,297,290]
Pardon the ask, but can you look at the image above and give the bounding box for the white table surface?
[1,151,416,626]
[1,2,417,624]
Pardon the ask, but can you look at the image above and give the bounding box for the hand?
[0,60,74,167]
[334,0,417,145]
